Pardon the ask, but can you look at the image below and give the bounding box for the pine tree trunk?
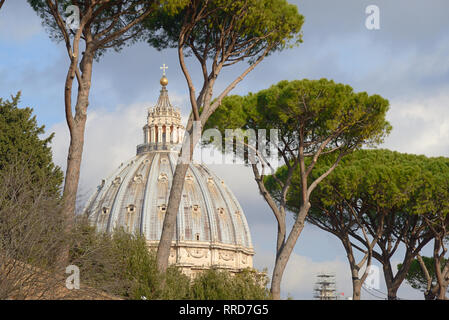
[342,237,363,300]
[276,223,286,257]
[270,204,309,300]
[156,118,200,273]
[382,264,397,300]
[59,49,93,270]
[156,162,189,272]
[62,123,86,219]
[62,49,93,221]
[437,283,448,300]
[352,278,362,300]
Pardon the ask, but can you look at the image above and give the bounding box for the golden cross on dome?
[160,63,168,76]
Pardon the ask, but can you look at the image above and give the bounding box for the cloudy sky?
[1,0,449,299]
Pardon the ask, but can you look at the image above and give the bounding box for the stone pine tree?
[423,232,449,300]
[0,0,5,10]
[414,157,449,299]
[27,0,185,222]
[369,154,447,300]
[399,256,448,300]
[144,0,305,273]
[0,92,63,195]
[274,149,444,300]
[279,149,425,300]
[205,79,391,299]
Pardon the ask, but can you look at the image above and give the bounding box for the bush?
[189,268,271,300]
[70,220,191,300]
[71,220,271,300]
[0,160,68,299]
[0,92,63,196]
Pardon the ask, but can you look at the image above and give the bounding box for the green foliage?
[0,159,66,266]
[411,156,449,219]
[71,221,268,300]
[293,149,427,211]
[206,79,391,165]
[265,149,449,299]
[398,256,447,292]
[27,0,186,59]
[71,221,190,299]
[265,149,449,222]
[189,268,271,300]
[145,0,304,62]
[266,149,449,291]
[0,92,63,196]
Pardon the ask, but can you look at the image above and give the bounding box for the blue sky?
[1,0,449,299]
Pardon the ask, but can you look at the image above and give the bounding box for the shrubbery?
[0,160,68,299]
[71,220,271,300]
[0,93,270,300]
[0,93,65,298]
[0,159,270,300]
[70,221,191,299]
[190,268,270,300]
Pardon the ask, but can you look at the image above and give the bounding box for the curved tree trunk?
[271,204,309,300]
[62,50,93,219]
[437,283,448,300]
[341,238,364,300]
[424,282,439,300]
[276,224,286,257]
[63,121,86,219]
[433,238,449,300]
[59,48,94,266]
[156,162,189,272]
[387,287,399,300]
[250,164,286,256]
[381,247,420,300]
[157,121,197,272]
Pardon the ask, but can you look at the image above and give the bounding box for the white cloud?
[282,253,352,299]
[382,89,449,157]
[254,250,352,299]
[50,85,190,193]
[50,102,148,204]
[0,1,42,42]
